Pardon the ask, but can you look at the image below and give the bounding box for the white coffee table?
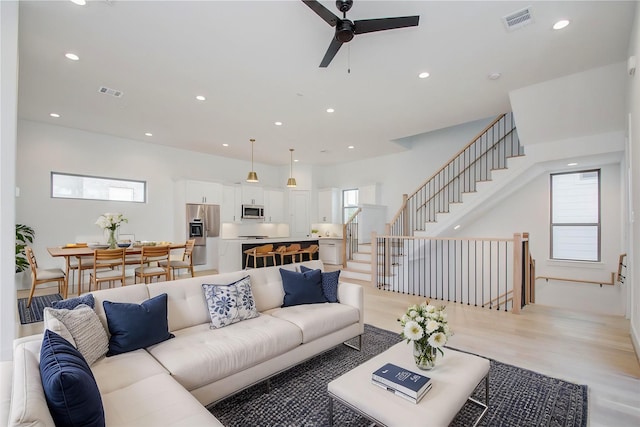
[328,342,490,427]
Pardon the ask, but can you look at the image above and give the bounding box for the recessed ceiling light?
[69,0,86,5]
[65,53,79,61]
[326,108,335,113]
[553,19,570,30]
[144,132,153,137]
[418,72,430,79]
[348,145,355,149]
[567,162,578,166]
[195,95,206,101]
[454,224,461,230]
[222,143,229,147]
[488,72,502,80]
[49,113,60,118]
[274,121,283,126]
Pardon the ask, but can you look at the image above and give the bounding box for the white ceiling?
[17,0,636,166]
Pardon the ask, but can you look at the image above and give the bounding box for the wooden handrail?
[388,113,509,231]
[536,273,616,287]
[342,207,362,268]
[485,289,513,307]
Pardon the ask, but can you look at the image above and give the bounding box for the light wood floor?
[17,270,640,427]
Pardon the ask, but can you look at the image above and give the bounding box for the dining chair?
[135,245,171,283]
[68,256,96,296]
[243,244,275,269]
[89,248,126,291]
[159,239,195,280]
[25,247,67,308]
[298,244,319,261]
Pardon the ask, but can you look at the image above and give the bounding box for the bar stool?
[244,244,275,269]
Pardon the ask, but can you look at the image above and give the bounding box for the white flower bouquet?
[398,300,453,369]
[95,213,128,231]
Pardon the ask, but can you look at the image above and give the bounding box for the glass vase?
[107,228,117,249]
[413,341,437,370]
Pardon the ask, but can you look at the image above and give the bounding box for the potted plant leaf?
[16,224,35,273]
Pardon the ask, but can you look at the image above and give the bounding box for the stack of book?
[371,363,432,404]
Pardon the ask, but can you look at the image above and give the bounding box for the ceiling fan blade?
[354,16,420,34]
[302,0,339,27]
[319,37,344,68]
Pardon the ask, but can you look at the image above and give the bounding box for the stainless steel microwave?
[242,204,264,219]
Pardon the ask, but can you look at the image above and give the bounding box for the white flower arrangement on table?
[399,300,453,361]
[95,213,128,231]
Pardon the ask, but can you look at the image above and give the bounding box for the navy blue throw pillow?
[103,293,174,356]
[280,268,327,307]
[52,293,95,310]
[300,266,340,303]
[40,330,105,427]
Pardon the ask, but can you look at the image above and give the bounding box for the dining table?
[47,243,187,296]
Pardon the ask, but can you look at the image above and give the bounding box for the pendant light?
[287,148,297,188]
[246,138,259,183]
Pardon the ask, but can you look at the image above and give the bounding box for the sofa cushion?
[146,316,302,391]
[202,276,259,329]
[103,293,174,356]
[91,349,168,394]
[247,263,297,312]
[300,265,340,303]
[101,373,223,426]
[39,330,105,427]
[52,293,95,309]
[280,268,327,307]
[91,284,151,332]
[270,303,360,343]
[43,304,109,366]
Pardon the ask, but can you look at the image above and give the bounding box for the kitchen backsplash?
[311,223,343,238]
[221,222,290,239]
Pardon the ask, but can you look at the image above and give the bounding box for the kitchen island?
[218,237,319,273]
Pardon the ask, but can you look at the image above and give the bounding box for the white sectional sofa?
[8,260,364,426]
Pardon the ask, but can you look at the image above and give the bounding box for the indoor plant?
[15,224,35,273]
[398,300,452,370]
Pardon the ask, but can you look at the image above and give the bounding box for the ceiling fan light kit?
[302,0,420,68]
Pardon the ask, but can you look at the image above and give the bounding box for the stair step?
[353,252,370,262]
[340,268,371,282]
[347,260,371,272]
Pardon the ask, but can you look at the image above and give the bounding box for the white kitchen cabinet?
[319,239,342,265]
[241,184,264,205]
[221,185,241,223]
[318,188,340,223]
[185,180,222,204]
[264,189,284,223]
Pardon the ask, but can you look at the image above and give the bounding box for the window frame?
[549,169,601,262]
[51,171,147,203]
[342,188,359,223]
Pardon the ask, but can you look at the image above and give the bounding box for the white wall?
[627,2,640,358]
[0,0,19,361]
[16,120,286,272]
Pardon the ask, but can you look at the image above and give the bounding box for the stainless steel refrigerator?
[186,204,220,265]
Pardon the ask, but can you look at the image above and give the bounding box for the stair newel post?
[371,231,378,287]
[401,194,409,236]
[342,222,348,269]
[512,233,522,314]
[522,232,531,305]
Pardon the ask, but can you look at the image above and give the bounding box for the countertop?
[221,237,321,244]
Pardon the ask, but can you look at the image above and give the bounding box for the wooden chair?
[135,245,171,283]
[68,256,96,296]
[159,239,195,280]
[299,244,319,261]
[244,244,275,269]
[274,243,302,265]
[25,247,66,308]
[89,248,126,291]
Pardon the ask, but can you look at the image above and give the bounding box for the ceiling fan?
[302,0,420,68]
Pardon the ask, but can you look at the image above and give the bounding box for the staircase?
[340,243,372,281]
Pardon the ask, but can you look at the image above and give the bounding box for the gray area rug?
[17,293,62,324]
[208,324,587,427]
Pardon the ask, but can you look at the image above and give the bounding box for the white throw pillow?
[43,304,109,366]
[202,276,259,329]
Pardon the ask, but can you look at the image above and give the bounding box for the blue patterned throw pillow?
[52,293,95,310]
[202,276,259,329]
[300,265,340,303]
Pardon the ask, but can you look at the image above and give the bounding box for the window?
[51,172,146,203]
[550,170,600,261]
[343,188,359,223]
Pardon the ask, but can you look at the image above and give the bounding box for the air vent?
[503,7,533,31]
[98,86,123,98]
